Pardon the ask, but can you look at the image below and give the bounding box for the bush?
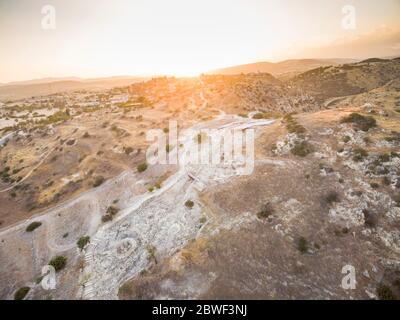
[123,146,133,155]
[324,191,340,205]
[49,256,67,272]
[377,284,397,300]
[257,203,274,219]
[253,113,265,119]
[363,209,378,228]
[26,221,42,232]
[106,206,119,216]
[284,115,306,134]
[14,287,30,300]
[370,182,380,189]
[93,176,105,187]
[82,132,90,138]
[392,193,400,207]
[382,176,391,186]
[77,236,90,251]
[102,214,113,223]
[352,147,368,162]
[378,153,391,163]
[340,113,377,131]
[291,141,313,157]
[185,200,194,208]
[342,135,351,143]
[298,237,308,254]
[196,133,203,144]
[137,163,148,173]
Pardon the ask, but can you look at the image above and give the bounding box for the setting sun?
[1,0,399,82]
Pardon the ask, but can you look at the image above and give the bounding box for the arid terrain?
[0,58,399,300]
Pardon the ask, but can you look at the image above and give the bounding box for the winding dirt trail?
[0,93,277,300]
[80,114,275,299]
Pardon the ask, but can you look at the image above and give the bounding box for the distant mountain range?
[208,58,359,79]
[0,76,148,101]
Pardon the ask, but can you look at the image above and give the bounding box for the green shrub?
[137,163,148,173]
[77,236,90,251]
[392,193,400,207]
[49,256,67,272]
[352,147,368,162]
[14,287,30,300]
[382,177,391,186]
[102,214,113,223]
[253,113,264,119]
[324,191,340,205]
[378,153,391,163]
[377,284,397,300]
[123,146,133,155]
[196,133,202,144]
[284,114,306,134]
[185,200,194,208]
[298,237,308,254]
[93,176,105,187]
[342,135,351,143]
[257,203,274,219]
[106,206,119,216]
[291,141,313,157]
[340,113,377,131]
[26,221,42,232]
[146,245,157,264]
[370,182,380,189]
[363,209,378,228]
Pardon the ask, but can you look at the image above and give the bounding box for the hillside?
[209,58,358,78]
[0,60,400,300]
[289,58,400,102]
[0,77,148,101]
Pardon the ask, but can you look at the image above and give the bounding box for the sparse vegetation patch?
[77,236,90,251]
[340,113,377,131]
[26,221,42,232]
[49,256,67,272]
[14,287,30,300]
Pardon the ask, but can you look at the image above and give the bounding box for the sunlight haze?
[0,0,399,82]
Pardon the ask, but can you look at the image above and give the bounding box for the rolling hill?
[0,76,148,101]
[209,58,358,78]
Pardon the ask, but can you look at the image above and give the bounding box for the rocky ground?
[1,60,399,300]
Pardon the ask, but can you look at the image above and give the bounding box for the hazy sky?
[1,0,399,82]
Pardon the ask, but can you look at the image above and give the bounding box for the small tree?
[26,221,42,232]
[185,200,194,208]
[49,256,67,272]
[93,176,105,187]
[14,287,30,300]
[77,236,90,251]
[298,237,308,254]
[137,163,148,173]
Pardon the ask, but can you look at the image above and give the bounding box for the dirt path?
[80,114,276,299]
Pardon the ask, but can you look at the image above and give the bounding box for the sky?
[0,0,400,83]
